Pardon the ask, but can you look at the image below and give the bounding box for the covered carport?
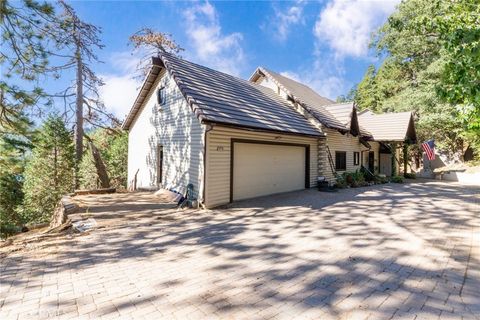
[359,110,417,176]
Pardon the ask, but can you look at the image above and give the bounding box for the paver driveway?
[1,181,479,319]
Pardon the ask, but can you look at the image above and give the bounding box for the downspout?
[202,123,215,208]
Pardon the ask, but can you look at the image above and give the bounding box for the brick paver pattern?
[0,181,479,319]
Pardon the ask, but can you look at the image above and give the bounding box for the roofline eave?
[122,57,164,130]
[201,120,325,138]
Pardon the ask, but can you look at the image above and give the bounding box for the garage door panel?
[233,143,306,200]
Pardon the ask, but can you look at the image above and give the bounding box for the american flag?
[422,139,435,161]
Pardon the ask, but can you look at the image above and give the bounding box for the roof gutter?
[201,120,325,138]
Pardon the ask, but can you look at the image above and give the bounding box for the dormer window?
[157,87,166,106]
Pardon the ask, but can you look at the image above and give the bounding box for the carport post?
[403,144,408,176]
[391,143,396,176]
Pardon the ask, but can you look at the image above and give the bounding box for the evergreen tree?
[1,0,58,132]
[22,115,74,223]
[0,115,33,235]
[106,131,128,188]
[79,129,128,189]
[354,65,379,111]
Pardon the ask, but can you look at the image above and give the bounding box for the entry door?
[380,153,392,176]
[368,151,375,173]
[156,145,163,186]
[232,142,307,201]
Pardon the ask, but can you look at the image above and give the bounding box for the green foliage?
[334,174,347,189]
[22,115,74,223]
[391,175,405,183]
[404,173,417,179]
[432,0,480,129]
[335,170,367,188]
[355,65,379,110]
[374,174,388,184]
[0,174,24,238]
[352,0,478,158]
[336,87,356,103]
[78,147,99,190]
[0,114,33,235]
[79,129,128,189]
[1,0,58,131]
[107,131,128,188]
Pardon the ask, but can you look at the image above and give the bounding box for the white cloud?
[99,52,142,120]
[268,0,305,42]
[280,69,348,101]
[100,74,140,120]
[314,0,400,58]
[183,1,245,76]
[108,51,140,74]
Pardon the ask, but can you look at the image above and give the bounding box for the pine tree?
[1,0,57,133]
[22,115,74,223]
[53,1,119,188]
[0,114,32,235]
[129,28,184,76]
[79,128,128,189]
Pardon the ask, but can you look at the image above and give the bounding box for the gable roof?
[122,57,163,130]
[323,102,372,138]
[123,53,322,137]
[358,111,417,143]
[250,68,348,132]
[323,102,353,125]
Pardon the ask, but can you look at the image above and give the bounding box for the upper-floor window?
[157,87,166,106]
[353,152,360,165]
[335,151,347,171]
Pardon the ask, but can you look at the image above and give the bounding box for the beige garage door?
[232,142,306,201]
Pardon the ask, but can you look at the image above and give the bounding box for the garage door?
[232,142,307,201]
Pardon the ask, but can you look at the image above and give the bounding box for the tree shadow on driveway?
[1,181,479,319]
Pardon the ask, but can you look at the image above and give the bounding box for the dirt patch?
[0,192,182,258]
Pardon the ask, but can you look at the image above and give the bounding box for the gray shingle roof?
[359,111,416,142]
[323,102,372,138]
[251,68,348,131]
[323,102,354,126]
[124,53,322,137]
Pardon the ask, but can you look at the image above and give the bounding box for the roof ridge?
[359,110,413,117]
[255,67,347,131]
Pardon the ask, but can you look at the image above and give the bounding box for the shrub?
[336,170,367,188]
[404,172,416,179]
[391,175,405,183]
[334,174,348,188]
[360,166,375,182]
[374,175,388,184]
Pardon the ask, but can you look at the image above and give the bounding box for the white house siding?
[323,128,379,182]
[256,76,286,99]
[205,126,318,208]
[127,69,205,198]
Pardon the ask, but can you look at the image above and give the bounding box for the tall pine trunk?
[74,42,83,188]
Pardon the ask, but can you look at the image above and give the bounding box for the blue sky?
[63,0,400,120]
